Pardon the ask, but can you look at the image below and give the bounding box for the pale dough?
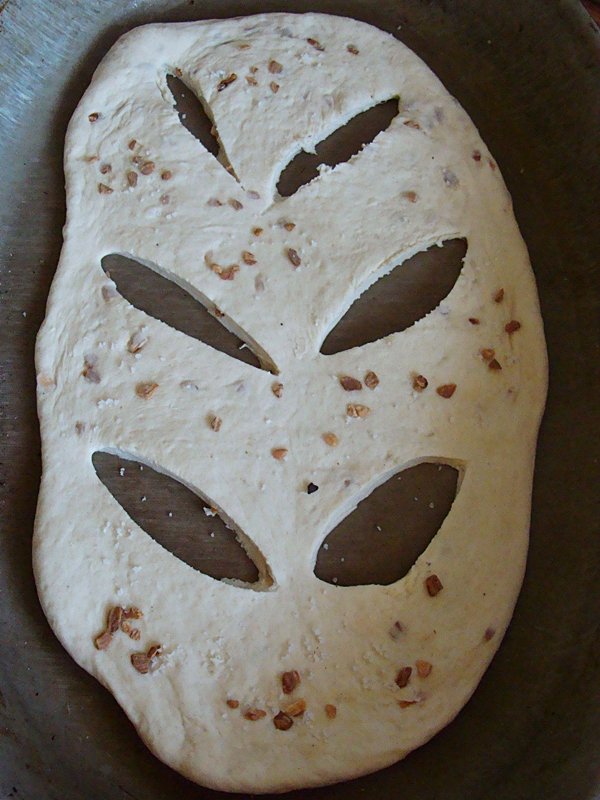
[34,13,548,793]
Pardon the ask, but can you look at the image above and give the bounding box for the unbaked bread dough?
[34,13,547,793]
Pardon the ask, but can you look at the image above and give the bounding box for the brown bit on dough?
[472,150,482,162]
[160,194,170,205]
[228,198,243,210]
[220,265,239,281]
[425,574,444,596]
[88,112,100,123]
[94,631,113,650]
[98,183,113,194]
[282,670,301,694]
[403,191,418,202]
[272,448,288,460]
[481,348,495,361]
[469,317,480,325]
[273,711,293,731]
[147,645,161,659]
[403,120,421,130]
[100,164,112,175]
[123,607,143,619]
[325,704,337,719]
[270,82,280,93]
[126,626,141,641]
[242,251,257,265]
[208,198,223,207]
[494,288,505,303]
[128,139,137,150]
[82,359,101,384]
[287,248,301,267]
[398,700,418,708]
[214,306,225,317]
[484,627,496,642]
[268,60,283,73]
[161,170,172,180]
[436,383,456,398]
[84,155,99,163]
[132,155,144,165]
[249,66,259,73]
[413,375,428,392]
[107,606,123,634]
[246,76,258,85]
[307,37,325,51]
[135,381,159,399]
[253,227,263,236]
[284,221,296,231]
[244,709,267,721]
[272,382,283,398]
[416,660,433,678]
[238,43,251,50]
[340,376,362,391]
[489,159,497,171]
[226,699,240,709]
[127,331,148,354]
[323,432,339,447]
[285,699,307,717]
[217,73,237,91]
[347,404,370,419]
[126,171,138,187]
[488,358,502,371]
[140,161,155,175]
[211,416,222,432]
[505,320,521,334]
[175,67,183,76]
[131,653,151,674]
[395,666,412,688]
[347,44,360,54]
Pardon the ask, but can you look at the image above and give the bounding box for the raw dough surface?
[34,13,548,793]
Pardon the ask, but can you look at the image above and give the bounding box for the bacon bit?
[340,376,362,391]
[211,416,222,432]
[246,75,258,85]
[253,227,263,236]
[242,251,257,265]
[425,574,444,596]
[244,709,267,721]
[272,382,283,398]
[208,197,223,207]
[323,432,339,447]
[398,700,418,709]
[269,60,283,73]
[135,381,159,399]
[505,320,521,334]
[489,158,497,171]
[228,198,243,210]
[403,191,418,202]
[272,448,288,460]
[159,194,170,205]
[220,265,239,281]
[347,44,359,54]
[403,120,421,130]
[472,150,482,162]
[287,248,301,267]
[395,667,412,688]
[140,161,155,175]
[107,606,123,634]
[282,670,301,694]
[347,404,370,419]
[218,73,237,91]
[98,183,113,194]
[285,698,306,717]
[389,621,404,641]
[416,660,432,678]
[484,627,496,642]
[307,37,325,51]
[226,699,240,709]
[123,607,143,619]
[481,348,495,361]
[94,631,113,650]
[126,171,138,187]
[469,317,480,325]
[100,163,112,175]
[128,331,148,354]
[494,288,505,303]
[82,359,101,384]
[175,67,183,76]
[436,383,456,399]
[88,112,100,123]
[161,170,172,180]
[488,358,502,371]
[270,81,280,93]
[131,653,151,674]
[214,306,225,318]
[413,375,428,392]
[273,711,293,730]
[284,221,296,231]
[325,704,337,719]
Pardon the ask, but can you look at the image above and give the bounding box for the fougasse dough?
[33,13,548,794]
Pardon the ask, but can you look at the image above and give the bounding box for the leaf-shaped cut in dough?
[277,98,399,198]
[314,462,460,586]
[101,254,273,371]
[320,238,468,355]
[93,452,272,587]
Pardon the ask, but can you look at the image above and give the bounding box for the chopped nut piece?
[226,699,240,709]
[128,140,137,152]
[325,704,337,719]
[307,482,319,495]
[494,288,505,303]
[484,627,496,642]
[287,248,301,267]
[132,155,144,165]
[84,155,99,162]
[361,371,378,390]
[220,265,239,281]
[481,348,495,361]
[131,653,151,674]
[270,81,280,93]
[119,620,130,633]
[218,73,238,91]
[175,67,183,76]
[269,60,283,73]
[413,375,428,392]
[284,221,296,231]
[208,197,223,207]
[100,163,112,175]
[395,666,412,688]
[403,191,418,202]
[416,660,433,678]
[323,432,339,447]
[403,120,421,130]
[129,627,141,641]
[242,251,257,265]
[123,607,143,619]
[282,670,301,694]
[436,383,456,399]
[307,37,325,50]
[272,382,283,398]
[243,709,266,721]
[340,376,362,391]
[82,358,101,384]
[88,112,100,123]
[469,317,480,325]
[107,606,123,634]
[249,65,259,73]
[126,171,138,187]
[472,150,482,162]
[161,170,172,180]
[273,711,293,731]
[94,631,113,650]
[489,159,497,171]
[347,404,370,419]
[75,421,86,435]
[214,306,225,318]
[488,358,502,371]
[147,645,161,659]
[272,448,288,460]
[398,700,418,708]
[285,698,307,717]
[425,574,444,596]
[135,381,159,399]
[253,227,263,236]
[127,331,148,354]
[228,198,243,210]
[140,161,155,175]
[238,43,251,50]
[211,416,222,432]
[505,320,521,333]
[98,183,113,194]
[246,75,258,85]
[347,44,359,54]
[160,194,170,205]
